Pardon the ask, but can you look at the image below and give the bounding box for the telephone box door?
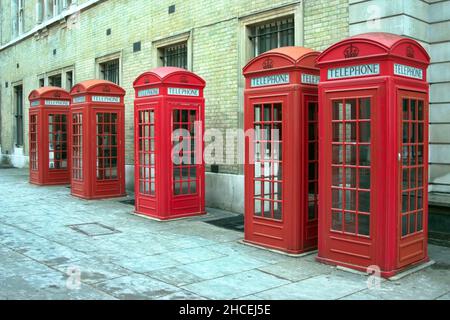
[320,89,378,266]
[246,95,286,250]
[305,94,319,249]
[398,89,429,268]
[135,102,158,213]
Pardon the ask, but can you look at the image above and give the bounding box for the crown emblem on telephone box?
[344,44,359,58]
[262,58,274,69]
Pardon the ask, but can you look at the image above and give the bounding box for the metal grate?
[204,215,244,232]
[119,199,135,206]
[100,59,120,85]
[161,42,187,69]
[249,17,294,57]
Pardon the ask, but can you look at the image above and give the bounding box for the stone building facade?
[0,0,449,212]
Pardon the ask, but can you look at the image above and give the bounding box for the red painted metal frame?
[69,80,126,200]
[133,67,206,220]
[243,47,320,254]
[28,87,71,185]
[316,32,430,277]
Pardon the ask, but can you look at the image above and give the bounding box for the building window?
[39,77,45,87]
[100,59,120,85]
[12,0,24,37]
[48,74,62,87]
[36,0,44,24]
[249,17,294,57]
[46,0,54,19]
[14,85,24,147]
[160,42,188,69]
[65,71,73,91]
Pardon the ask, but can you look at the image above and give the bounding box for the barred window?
[249,17,294,57]
[160,42,188,70]
[100,59,120,85]
[48,74,62,87]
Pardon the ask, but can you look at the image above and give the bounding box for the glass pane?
[403,99,409,120]
[332,167,343,187]
[332,123,343,142]
[345,167,357,188]
[254,199,262,216]
[332,145,343,164]
[418,100,424,121]
[273,104,282,121]
[263,104,271,121]
[345,99,357,120]
[345,190,356,210]
[345,145,356,165]
[254,105,261,122]
[345,122,356,142]
[359,122,371,143]
[332,101,343,120]
[358,214,370,236]
[409,213,416,234]
[190,181,197,194]
[411,100,417,120]
[402,215,408,236]
[417,211,423,231]
[359,168,370,189]
[410,191,417,211]
[402,192,409,213]
[332,189,343,209]
[344,212,356,233]
[273,202,282,220]
[359,98,371,119]
[308,203,316,220]
[358,191,370,213]
[403,169,409,189]
[359,145,370,166]
[332,211,342,231]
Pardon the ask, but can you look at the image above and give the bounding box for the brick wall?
[0,0,350,175]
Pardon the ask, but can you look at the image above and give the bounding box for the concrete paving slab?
[177,254,271,280]
[146,267,206,287]
[112,254,181,273]
[160,289,208,300]
[257,259,334,282]
[183,270,291,300]
[253,272,369,300]
[92,274,179,300]
[52,257,132,285]
[437,292,450,300]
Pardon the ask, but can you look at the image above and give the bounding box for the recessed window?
[36,0,44,23]
[12,0,24,37]
[48,74,62,87]
[160,42,187,69]
[46,0,54,19]
[14,85,24,147]
[249,17,294,57]
[39,78,45,87]
[100,59,120,85]
[66,71,73,91]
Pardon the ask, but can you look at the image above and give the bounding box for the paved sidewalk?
[0,168,449,300]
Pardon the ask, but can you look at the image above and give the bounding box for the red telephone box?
[69,80,126,199]
[316,32,430,277]
[243,47,321,254]
[132,67,206,220]
[28,87,70,185]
